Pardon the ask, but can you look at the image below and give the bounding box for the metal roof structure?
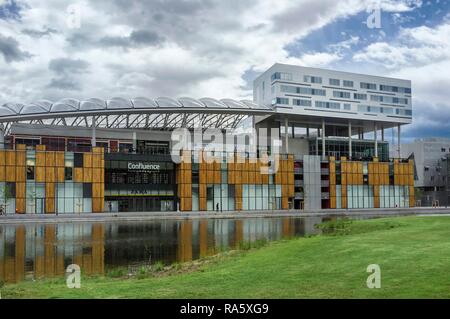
[0,97,274,133]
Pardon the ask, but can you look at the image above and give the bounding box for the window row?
[370,95,408,105]
[279,85,326,96]
[271,73,411,95]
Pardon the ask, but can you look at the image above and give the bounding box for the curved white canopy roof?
[0,97,274,133]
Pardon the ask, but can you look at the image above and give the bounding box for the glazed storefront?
[104,153,176,212]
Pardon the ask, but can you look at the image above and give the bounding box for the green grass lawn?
[3,216,450,299]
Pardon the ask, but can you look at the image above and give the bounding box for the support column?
[348,121,352,160]
[0,124,4,149]
[374,122,378,158]
[322,119,325,159]
[306,125,309,138]
[91,116,96,148]
[381,125,384,141]
[132,131,137,153]
[284,117,289,154]
[397,124,401,158]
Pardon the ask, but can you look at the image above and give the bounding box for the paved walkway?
[1,207,450,224]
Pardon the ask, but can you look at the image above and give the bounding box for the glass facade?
[310,139,389,162]
[104,154,176,212]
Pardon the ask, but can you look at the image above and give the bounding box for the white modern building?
[254,63,412,161]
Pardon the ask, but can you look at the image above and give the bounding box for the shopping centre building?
[0,63,415,214]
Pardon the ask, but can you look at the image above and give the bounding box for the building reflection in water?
[0,216,322,283]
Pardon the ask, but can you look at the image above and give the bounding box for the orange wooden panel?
[92,154,102,168]
[45,152,55,167]
[45,182,55,198]
[5,151,15,166]
[282,196,289,210]
[261,174,269,184]
[55,152,65,167]
[199,197,207,211]
[342,174,347,185]
[206,170,214,184]
[36,166,45,182]
[83,167,92,183]
[36,145,46,151]
[214,170,221,184]
[281,172,287,185]
[235,170,242,184]
[288,184,294,197]
[92,198,104,213]
[348,173,353,185]
[45,167,56,182]
[16,182,26,198]
[36,151,45,166]
[74,167,83,182]
[0,166,4,182]
[242,170,248,184]
[16,150,26,166]
[275,172,282,184]
[199,184,206,198]
[57,167,65,182]
[92,183,102,198]
[5,166,15,182]
[0,150,4,166]
[330,197,336,208]
[15,166,26,182]
[16,198,25,214]
[83,153,92,168]
[45,197,55,214]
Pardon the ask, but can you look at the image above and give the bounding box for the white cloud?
[0,0,430,104]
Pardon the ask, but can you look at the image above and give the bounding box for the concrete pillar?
[397,124,401,158]
[322,119,325,159]
[315,137,318,156]
[348,121,352,159]
[132,131,137,153]
[284,117,289,154]
[91,116,96,148]
[374,122,378,158]
[0,124,4,149]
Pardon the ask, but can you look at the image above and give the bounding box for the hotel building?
[0,63,414,214]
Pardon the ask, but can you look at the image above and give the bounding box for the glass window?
[354,93,367,100]
[343,80,354,87]
[329,79,340,86]
[273,97,289,105]
[293,99,311,107]
[26,166,35,180]
[304,75,322,84]
[360,82,377,90]
[65,167,73,180]
[333,91,351,99]
[315,101,340,109]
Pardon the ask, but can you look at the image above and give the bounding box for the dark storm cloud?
[0,33,31,62]
[47,58,89,91]
[48,58,90,75]
[22,27,57,38]
[99,30,165,48]
[47,77,81,91]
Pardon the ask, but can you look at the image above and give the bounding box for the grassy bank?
[3,216,450,298]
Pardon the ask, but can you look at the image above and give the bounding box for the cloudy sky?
[0,0,449,140]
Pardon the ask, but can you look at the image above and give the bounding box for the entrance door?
[136,198,144,211]
[36,198,45,214]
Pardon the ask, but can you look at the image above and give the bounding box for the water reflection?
[0,216,324,283]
